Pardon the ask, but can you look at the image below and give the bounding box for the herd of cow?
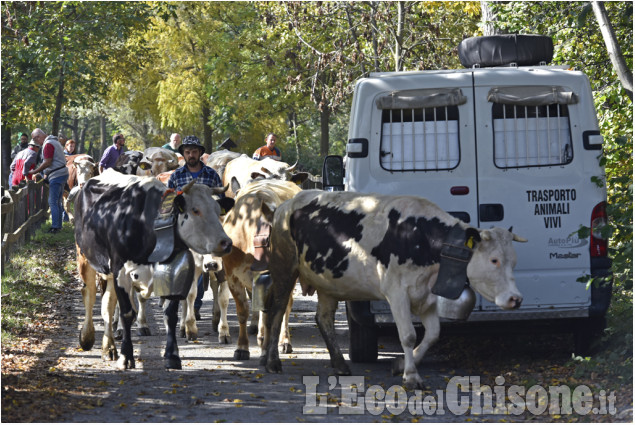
[65,146,526,389]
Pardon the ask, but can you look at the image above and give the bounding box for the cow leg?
[180,260,202,340]
[163,298,181,369]
[386,292,424,390]
[78,250,96,351]
[315,293,350,376]
[136,293,152,336]
[101,276,119,361]
[113,273,136,370]
[217,280,231,343]
[209,272,220,332]
[258,292,293,353]
[412,307,440,365]
[247,288,259,336]
[227,275,249,358]
[179,276,199,340]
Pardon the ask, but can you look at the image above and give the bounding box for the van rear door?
[472,69,599,314]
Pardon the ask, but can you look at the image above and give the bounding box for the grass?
[1,220,76,345]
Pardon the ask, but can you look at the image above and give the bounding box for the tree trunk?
[288,110,300,164]
[202,103,212,152]
[51,66,65,137]
[319,106,330,158]
[369,2,381,72]
[51,43,66,137]
[394,1,405,72]
[592,1,633,100]
[99,115,108,158]
[480,1,500,36]
[1,124,11,187]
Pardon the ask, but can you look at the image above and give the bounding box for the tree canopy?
[1,2,631,293]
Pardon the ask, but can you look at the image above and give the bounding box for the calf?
[74,169,232,370]
[262,191,526,389]
[64,154,98,222]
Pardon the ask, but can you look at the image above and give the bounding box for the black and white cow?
[74,169,232,370]
[262,191,526,389]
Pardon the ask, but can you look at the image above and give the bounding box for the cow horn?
[182,179,196,193]
[212,184,229,195]
[512,234,528,243]
[286,161,298,172]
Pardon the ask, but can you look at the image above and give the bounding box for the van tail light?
[590,202,608,258]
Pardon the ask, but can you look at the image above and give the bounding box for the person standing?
[9,140,40,187]
[99,133,125,173]
[162,133,181,153]
[28,132,69,233]
[64,139,77,156]
[252,133,281,161]
[168,136,223,319]
[11,133,29,160]
[8,133,30,184]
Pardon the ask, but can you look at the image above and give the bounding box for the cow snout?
[508,295,522,309]
[218,238,232,254]
[204,260,220,272]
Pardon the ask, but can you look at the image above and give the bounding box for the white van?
[322,35,612,360]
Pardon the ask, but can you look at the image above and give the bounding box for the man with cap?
[168,135,224,320]
[99,133,126,173]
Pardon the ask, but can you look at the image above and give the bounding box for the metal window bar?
[422,108,427,168]
[513,105,519,167]
[434,108,438,169]
[411,108,415,170]
[444,106,450,169]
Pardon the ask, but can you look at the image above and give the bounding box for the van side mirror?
[322,155,345,192]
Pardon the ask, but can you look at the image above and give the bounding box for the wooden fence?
[1,179,49,275]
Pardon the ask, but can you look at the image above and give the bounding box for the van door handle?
[480,204,504,222]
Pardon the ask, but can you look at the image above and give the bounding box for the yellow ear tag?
[466,236,475,249]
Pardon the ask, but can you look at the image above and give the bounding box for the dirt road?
[2,269,632,422]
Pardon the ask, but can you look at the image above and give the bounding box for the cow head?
[173,180,234,257]
[249,158,309,187]
[144,148,179,176]
[114,151,147,175]
[73,155,97,187]
[466,227,526,310]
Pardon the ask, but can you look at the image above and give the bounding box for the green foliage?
[1,2,151,131]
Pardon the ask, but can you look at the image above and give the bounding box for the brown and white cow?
[262,191,526,389]
[64,154,98,222]
[222,154,308,198]
[221,179,302,360]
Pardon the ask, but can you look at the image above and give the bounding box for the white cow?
[262,191,526,389]
[222,154,308,198]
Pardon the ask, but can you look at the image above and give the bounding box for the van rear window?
[492,103,573,168]
[380,106,460,171]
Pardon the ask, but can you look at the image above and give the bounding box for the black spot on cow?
[75,179,163,274]
[371,209,452,268]
[290,200,364,278]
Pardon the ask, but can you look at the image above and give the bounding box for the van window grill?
[492,103,573,168]
[380,106,460,171]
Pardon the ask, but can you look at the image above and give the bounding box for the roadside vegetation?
[1,221,76,345]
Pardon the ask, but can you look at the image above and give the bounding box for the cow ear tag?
[148,189,178,263]
[432,224,474,300]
